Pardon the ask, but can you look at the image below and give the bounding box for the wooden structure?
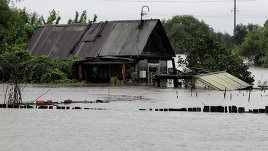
[155,69,252,90]
[27,19,175,83]
[155,73,193,87]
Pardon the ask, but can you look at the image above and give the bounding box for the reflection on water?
[1,67,268,150]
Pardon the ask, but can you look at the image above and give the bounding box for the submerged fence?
[140,105,268,114]
[2,103,268,115]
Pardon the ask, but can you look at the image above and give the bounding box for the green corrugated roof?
[195,71,251,91]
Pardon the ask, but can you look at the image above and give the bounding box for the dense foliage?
[0,49,31,81]
[237,23,268,67]
[40,9,61,25]
[162,15,255,83]
[68,10,98,24]
[162,15,213,53]
[0,48,79,83]
[184,35,254,83]
[162,15,234,53]
[0,0,265,84]
[23,56,79,83]
[162,15,268,67]
[233,23,260,46]
[0,0,94,83]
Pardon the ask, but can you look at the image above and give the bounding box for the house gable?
[141,20,175,59]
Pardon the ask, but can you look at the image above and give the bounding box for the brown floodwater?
[0,67,268,150]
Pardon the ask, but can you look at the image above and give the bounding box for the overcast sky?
[16,0,268,35]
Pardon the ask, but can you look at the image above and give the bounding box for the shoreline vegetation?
[0,83,111,87]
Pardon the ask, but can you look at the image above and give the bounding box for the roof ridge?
[37,19,160,27]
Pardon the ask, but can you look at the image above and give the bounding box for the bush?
[40,68,69,83]
[0,49,31,81]
[131,71,138,83]
[110,76,122,86]
[0,50,79,83]
[23,56,78,83]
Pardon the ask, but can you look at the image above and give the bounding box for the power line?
[104,0,257,3]
[150,13,268,17]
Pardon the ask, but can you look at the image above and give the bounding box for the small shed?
[194,71,252,90]
[27,19,175,83]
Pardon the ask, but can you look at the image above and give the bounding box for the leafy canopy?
[184,35,254,83]
[68,10,98,24]
[0,0,96,83]
[162,15,233,53]
[238,22,268,66]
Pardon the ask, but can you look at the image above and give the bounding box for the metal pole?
[172,58,178,87]
[140,6,150,22]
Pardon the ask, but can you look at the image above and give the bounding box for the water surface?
[1,68,268,150]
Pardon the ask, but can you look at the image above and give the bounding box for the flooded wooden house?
[27,19,175,83]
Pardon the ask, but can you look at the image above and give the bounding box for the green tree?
[234,24,247,45]
[162,15,213,53]
[68,10,97,24]
[184,35,254,83]
[41,9,61,25]
[1,12,40,53]
[93,14,98,23]
[247,24,260,32]
[213,32,234,49]
[239,26,268,66]
[264,19,268,28]
[68,11,87,24]
[162,15,233,53]
[0,49,31,81]
[260,26,268,67]
[0,0,12,25]
[0,1,88,84]
[234,23,261,46]
[0,3,43,53]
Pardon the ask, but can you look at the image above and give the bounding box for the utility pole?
[233,0,237,36]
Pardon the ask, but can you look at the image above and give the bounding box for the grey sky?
[16,0,268,34]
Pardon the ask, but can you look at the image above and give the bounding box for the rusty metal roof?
[28,24,89,59]
[27,19,175,60]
